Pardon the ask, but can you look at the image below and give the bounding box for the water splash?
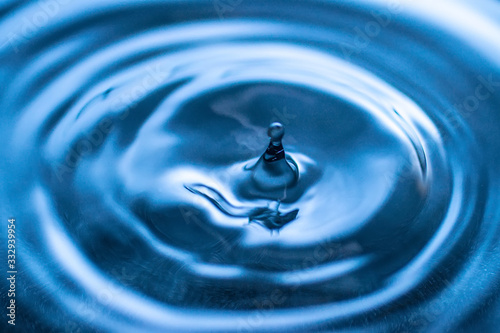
[185,184,298,232]
[249,122,299,191]
[186,122,300,231]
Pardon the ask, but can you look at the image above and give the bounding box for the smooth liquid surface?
[1,0,500,331]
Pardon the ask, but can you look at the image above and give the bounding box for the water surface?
[1,0,500,332]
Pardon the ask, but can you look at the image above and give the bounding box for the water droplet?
[183,123,302,232]
[251,122,299,191]
[264,122,285,161]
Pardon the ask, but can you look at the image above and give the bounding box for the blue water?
[1,0,500,331]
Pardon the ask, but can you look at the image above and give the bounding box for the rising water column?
[250,122,299,192]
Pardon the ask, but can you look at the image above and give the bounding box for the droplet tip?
[268,122,284,141]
